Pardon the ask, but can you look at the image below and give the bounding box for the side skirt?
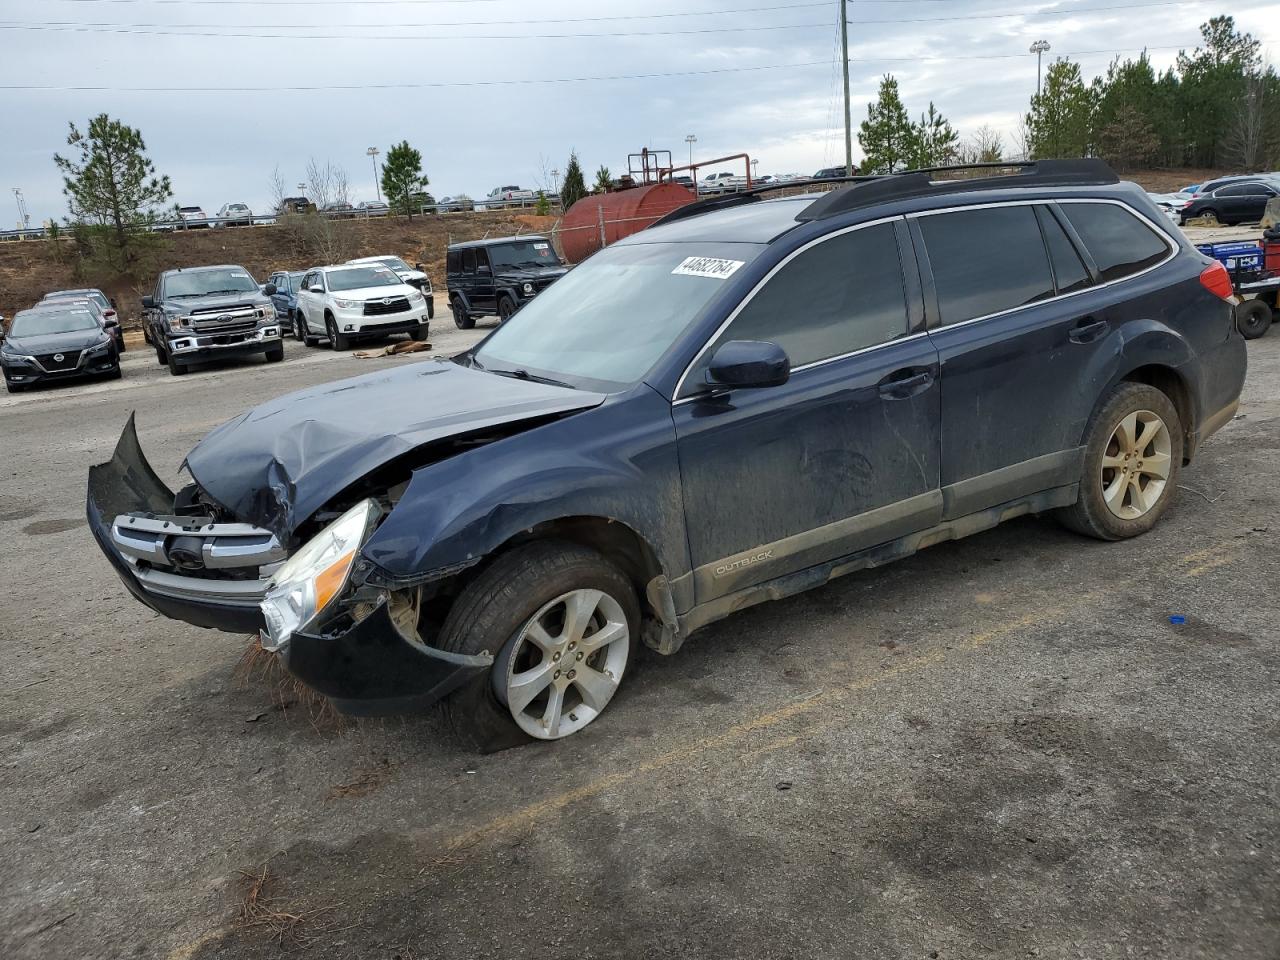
[676,483,1079,639]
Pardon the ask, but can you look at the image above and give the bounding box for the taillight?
[105,309,116,319]
[1200,261,1234,301]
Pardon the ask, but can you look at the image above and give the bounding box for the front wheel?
[409,324,430,342]
[1058,382,1182,540]
[167,352,188,376]
[1237,298,1272,339]
[291,311,307,342]
[264,343,284,363]
[497,296,517,322]
[325,315,350,351]
[440,541,638,748]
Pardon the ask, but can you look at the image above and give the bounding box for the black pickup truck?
[141,265,284,376]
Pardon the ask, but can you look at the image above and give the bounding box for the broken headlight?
[259,498,378,651]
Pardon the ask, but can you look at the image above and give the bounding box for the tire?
[1198,208,1220,225]
[409,323,430,342]
[264,343,284,363]
[291,311,306,342]
[4,380,25,393]
[497,295,517,322]
[452,298,474,330]
[154,343,167,365]
[167,352,188,376]
[143,325,153,346]
[439,541,640,750]
[1058,382,1183,541]
[1236,298,1272,339]
[325,314,350,351]
[115,331,126,353]
[107,366,122,381]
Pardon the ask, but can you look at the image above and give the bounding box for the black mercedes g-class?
[446,235,568,328]
[141,265,284,376]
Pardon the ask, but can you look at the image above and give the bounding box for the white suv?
[294,263,430,351]
[345,254,434,319]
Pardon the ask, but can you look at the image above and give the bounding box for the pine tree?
[906,102,959,168]
[594,165,612,193]
[1025,59,1094,159]
[380,141,428,220]
[53,113,172,274]
[858,75,915,173]
[560,152,587,211]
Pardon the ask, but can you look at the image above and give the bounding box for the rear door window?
[708,221,909,368]
[462,249,477,273]
[918,205,1055,325]
[1038,208,1093,295]
[1059,202,1171,282]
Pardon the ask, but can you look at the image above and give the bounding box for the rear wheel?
[452,298,474,330]
[1197,208,1220,225]
[1236,298,1273,339]
[325,314,350,351]
[1059,382,1182,541]
[440,541,638,749]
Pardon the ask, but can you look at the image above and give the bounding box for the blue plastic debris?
[1169,615,1187,625]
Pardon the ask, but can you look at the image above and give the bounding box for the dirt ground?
[1,313,1278,958]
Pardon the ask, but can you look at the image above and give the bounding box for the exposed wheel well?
[1121,364,1195,462]
[506,517,665,606]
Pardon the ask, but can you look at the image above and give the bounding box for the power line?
[0,44,1192,93]
[0,3,1212,41]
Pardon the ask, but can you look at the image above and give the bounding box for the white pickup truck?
[484,185,535,209]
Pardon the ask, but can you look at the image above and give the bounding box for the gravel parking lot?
[2,327,1278,959]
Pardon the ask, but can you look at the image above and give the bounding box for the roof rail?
[796,159,1119,222]
[649,175,879,229]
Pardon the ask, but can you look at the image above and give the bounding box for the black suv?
[141,265,284,375]
[90,161,1245,746]
[446,236,568,327]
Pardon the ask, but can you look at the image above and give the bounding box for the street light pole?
[685,133,697,167]
[1030,40,1051,97]
[366,147,382,202]
[840,0,853,176]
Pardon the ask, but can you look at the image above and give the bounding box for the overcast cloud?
[2,0,1280,225]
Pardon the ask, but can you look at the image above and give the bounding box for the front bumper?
[87,416,491,713]
[330,308,430,337]
[167,324,281,358]
[3,351,118,386]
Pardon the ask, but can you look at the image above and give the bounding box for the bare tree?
[268,165,286,211]
[1011,115,1033,161]
[1223,74,1267,170]
[305,158,351,210]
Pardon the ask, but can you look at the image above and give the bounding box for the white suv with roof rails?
[345,255,434,319]
[294,263,431,351]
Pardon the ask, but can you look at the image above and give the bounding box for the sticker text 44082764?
[672,257,745,280]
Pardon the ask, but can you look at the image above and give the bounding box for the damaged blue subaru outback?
[88,161,1246,746]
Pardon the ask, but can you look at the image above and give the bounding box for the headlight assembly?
[333,298,355,309]
[167,314,192,330]
[260,498,379,651]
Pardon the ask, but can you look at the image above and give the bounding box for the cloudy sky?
[2,0,1279,225]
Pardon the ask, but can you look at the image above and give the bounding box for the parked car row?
[695,170,834,196]
[1,287,124,392]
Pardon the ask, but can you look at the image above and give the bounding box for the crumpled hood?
[184,359,604,538]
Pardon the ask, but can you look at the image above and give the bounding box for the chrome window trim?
[672,213,906,404]
[911,197,1178,333]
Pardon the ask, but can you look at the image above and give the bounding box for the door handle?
[1069,317,1109,343]
[877,368,933,399]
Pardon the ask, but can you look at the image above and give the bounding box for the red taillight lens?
[104,309,116,318]
[1200,261,1234,301]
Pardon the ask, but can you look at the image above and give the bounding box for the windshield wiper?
[487,366,574,389]
[201,288,253,296]
[167,293,204,299]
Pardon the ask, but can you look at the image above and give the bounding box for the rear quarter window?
[1059,202,1171,283]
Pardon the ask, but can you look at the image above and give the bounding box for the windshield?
[472,240,762,389]
[164,268,259,298]
[490,240,562,270]
[10,308,100,337]
[327,266,400,292]
[372,256,411,271]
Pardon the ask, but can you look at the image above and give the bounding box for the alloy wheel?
[1101,409,1172,520]
[501,588,629,740]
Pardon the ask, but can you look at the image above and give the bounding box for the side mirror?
[415,262,425,271]
[309,285,324,294]
[263,283,277,296]
[705,340,790,390]
[141,296,156,309]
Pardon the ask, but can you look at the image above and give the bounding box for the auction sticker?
[672,256,745,279]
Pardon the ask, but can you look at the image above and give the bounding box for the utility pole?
[1030,40,1051,97]
[840,0,853,176]
[13,188,29,230]
[366,147,381,202]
